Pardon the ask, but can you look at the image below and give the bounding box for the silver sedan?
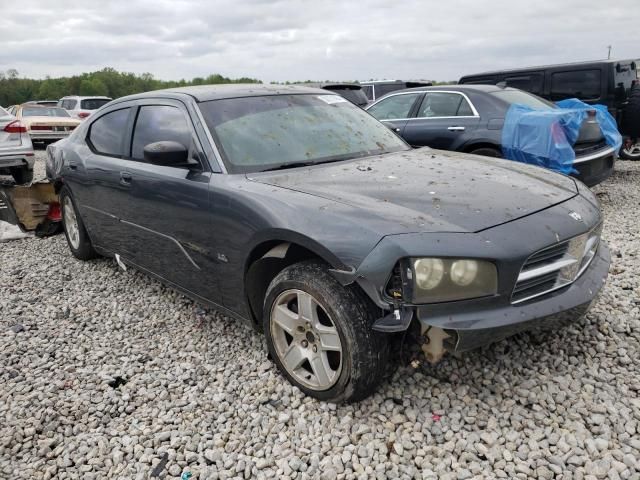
[0,106,35,184]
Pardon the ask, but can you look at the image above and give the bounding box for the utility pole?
[607,45,612,60]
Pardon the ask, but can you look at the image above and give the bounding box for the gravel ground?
[1,151,639,480]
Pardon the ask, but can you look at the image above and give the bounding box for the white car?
[0,106,35,184]
[57,96,112,120]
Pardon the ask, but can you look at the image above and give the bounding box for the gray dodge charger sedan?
[44,85,609,402]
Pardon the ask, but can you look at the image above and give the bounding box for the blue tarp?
[501,98,622,175]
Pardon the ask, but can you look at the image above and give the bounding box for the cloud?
[0,0,637,82]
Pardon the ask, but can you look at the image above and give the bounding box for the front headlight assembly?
[406,258,498,303]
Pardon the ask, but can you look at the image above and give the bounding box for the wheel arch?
[244,233,354,330]
[462,140,502,154]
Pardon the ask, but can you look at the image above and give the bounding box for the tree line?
[0,68,261,106]
[0,67,455,107]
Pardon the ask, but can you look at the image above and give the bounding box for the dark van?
[459,59,640,159]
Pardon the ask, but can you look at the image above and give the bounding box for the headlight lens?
[408,258,497,303]
[450,259,478,286]
[414,258,444,290]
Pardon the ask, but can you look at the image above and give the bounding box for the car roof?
[460,58,638,78]
[389,84,506,94]
[116,84,331,103]
[299,82,363,90]
[60,95,112,99]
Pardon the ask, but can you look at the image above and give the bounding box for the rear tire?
[620,140,640,160]
[469,147,503,158]
[620,84,640,160]
[10,167,33,185]
[60,186,97,261]
[263,260,390,402]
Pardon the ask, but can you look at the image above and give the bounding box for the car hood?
[246,148,578,233]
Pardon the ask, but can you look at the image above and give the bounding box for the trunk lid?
[24,116,80,131]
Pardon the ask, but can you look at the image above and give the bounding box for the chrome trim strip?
[517,258,577,282]
[511,227,600,304]
[573,146,616,164]
[366,90,481,118]
[511,281,570,305]
[576,236,600,279]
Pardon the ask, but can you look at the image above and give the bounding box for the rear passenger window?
[131,106,192,161]
[418,93,474,117]
[88,108,130,157]
[504,74,543,94]
[550,70,601,101]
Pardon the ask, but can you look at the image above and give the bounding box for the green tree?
[79,78,109,96]
[0,68,263,106]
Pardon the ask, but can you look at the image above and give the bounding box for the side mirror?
[385,122,401,133]
[143,141,189,167]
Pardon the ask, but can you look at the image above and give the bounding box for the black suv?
[459,59,640,159]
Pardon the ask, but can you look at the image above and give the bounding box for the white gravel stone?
[0,153,639,479]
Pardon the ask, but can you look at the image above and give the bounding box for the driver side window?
[131,105,192,161]
[367,93,420,121]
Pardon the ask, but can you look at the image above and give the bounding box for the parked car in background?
[13,105,81,145]
[366,85,617,186]
[360,80,432,102]
[0,106,35,184]
[459,59,640,159]
[57,95,112,119]
[20,84,610,402]
[25,100,59,107]
[299,83,369,107]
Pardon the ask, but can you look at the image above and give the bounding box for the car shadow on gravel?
[400,311,603,394]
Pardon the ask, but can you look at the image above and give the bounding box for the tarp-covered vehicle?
[502,98,622,178]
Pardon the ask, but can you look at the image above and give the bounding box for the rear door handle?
[68,162,78,170]
[119,171,132,186]
[447,126,465,131]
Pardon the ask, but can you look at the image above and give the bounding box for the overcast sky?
[0,0,637,82]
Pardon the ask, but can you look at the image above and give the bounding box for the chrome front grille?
[512,226,601,304]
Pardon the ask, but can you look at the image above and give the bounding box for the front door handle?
[447,126,465,131]
[119,171,132,186]
[68,162,78,170]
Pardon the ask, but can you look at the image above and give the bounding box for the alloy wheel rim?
[623,141,640,158]
[270,289,343,390]
[63,196,80,249]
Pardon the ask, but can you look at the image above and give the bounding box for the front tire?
[60,187,97,261]
[263,261,389,402]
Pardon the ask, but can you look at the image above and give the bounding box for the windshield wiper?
[260,153,374,172]
[260,161,316,172]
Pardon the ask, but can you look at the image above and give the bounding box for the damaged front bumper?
[342,190,608,359]
[415,241,609,353]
